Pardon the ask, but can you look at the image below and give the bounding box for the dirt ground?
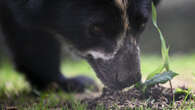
[81,85,195,110]
[0,85,194,110]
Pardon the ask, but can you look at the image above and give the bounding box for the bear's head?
[54,0,160,90]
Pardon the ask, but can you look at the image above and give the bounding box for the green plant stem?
[152,2,174,104]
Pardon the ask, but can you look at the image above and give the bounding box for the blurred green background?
[0,54,195,96]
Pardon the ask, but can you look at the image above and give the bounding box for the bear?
[0,0,160,92]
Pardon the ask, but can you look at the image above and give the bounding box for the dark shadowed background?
[140,0,195,54]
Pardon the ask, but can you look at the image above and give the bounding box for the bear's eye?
[93,26,102,33]
[89,24,104,37]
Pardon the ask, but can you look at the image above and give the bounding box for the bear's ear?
[152,0,161,6]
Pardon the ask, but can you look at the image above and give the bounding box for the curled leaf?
[143,71,178,88]
[146,63,164,80]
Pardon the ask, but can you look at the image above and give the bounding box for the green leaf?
[146,63,164,80]
[152,2,170,71]
[163,47,170,71]
[175,88,190,95]
[143,71,178,88]
[152,2,158,28]
[152,3,167,51]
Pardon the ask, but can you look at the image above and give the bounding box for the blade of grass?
[151,2,170,71]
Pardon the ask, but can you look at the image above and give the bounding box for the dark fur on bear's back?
[0,0,160,92]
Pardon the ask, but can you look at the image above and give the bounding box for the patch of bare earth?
[82,85,195,110]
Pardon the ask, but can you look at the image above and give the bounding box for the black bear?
[0,0,160,92]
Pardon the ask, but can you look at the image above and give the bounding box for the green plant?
[136,2,178,92]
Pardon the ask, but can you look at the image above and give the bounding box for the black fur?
[0,0,160,92]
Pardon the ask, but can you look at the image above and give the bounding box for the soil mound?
[82,86,195,110]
